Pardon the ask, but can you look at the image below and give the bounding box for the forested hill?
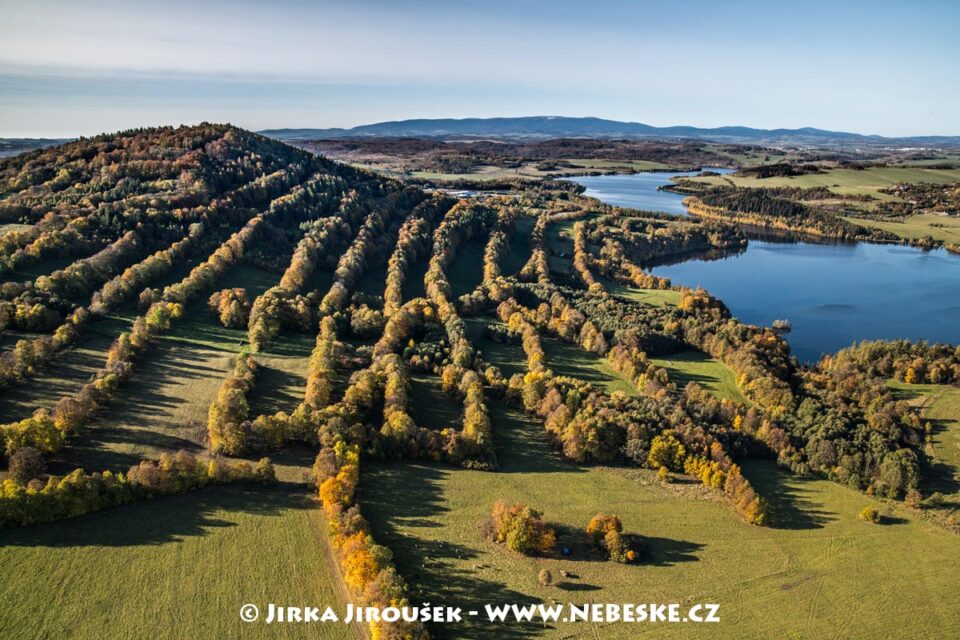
[0,123,387,273]
[0,122,405,344]
[260,116,960,147]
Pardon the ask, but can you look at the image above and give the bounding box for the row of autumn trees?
[0,450,275,528]
[1,216,227,391]
[0,148,342,458]
[538,195,938,501]
[497,295,767,524]
[0,123,358,394]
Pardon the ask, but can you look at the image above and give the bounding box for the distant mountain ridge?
[260,116,960,147]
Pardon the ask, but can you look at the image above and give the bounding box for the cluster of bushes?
[424,201,497,310]
[89,222,206,315]
[208,288,250,328]
[501,292,767,524]
[571,221,601,291]
[314,441,424,640]
[582,213,746,267]
[518,212,551,285]
[481,500,556,555]
[0,450,275,528]
[784,348,924,498]
[586,514,638,563]
[685,190,890,242]
[595,237,671,290]
[247,189,362,351]
[0,156,336,451]
[304,316,339,410]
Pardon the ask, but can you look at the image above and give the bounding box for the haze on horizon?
[1,0,958,138]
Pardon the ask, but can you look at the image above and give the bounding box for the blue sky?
[1,0,957,137]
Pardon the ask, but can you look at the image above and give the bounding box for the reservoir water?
[566,168,734,215]
[571,172,960,361]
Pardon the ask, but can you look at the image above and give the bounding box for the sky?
[1,0,958,138]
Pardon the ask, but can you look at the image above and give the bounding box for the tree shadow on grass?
[361,461,547,640]
[642,536,705,566]
[742,460,836,530]
[920,416,960,495]
[0,484,312,548]
[550,523,703,568]
[248,365,304,417]
[48,342,227,473]
[490,403,587,476]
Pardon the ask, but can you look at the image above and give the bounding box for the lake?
[651,240,960,362]
[570,171,960,361]
[565,168,734,215]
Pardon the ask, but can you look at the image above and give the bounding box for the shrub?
[647,433,686,471]
[586,513,634,563]
[904,488,922,509]
[483,500,556,555]
[657,465,670,483]
[8,447,45,485]
[858,506,881,524]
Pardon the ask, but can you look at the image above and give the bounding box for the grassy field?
[0,484,353,640]
[0,254,82,284]
[847,213,960,243]
[542,336,638,397]
[685,165,960,202]
[464,316,528,379]
[410,372,463,430]
[500,215,535,276]
[650,350,746,404]
[599,277,682,307]
[447,235,488,298]
[886,381,960,499]
[362,400,960,639]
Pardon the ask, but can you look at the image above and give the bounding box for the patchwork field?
[685,165,960,202]
[847,213,960,243]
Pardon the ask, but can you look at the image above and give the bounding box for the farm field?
[650,350,746,404]
[684,165,960,201]
[0,484,352,640]
[362,401,960,639]
[408,159,673,182]
[847,213,960,243]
